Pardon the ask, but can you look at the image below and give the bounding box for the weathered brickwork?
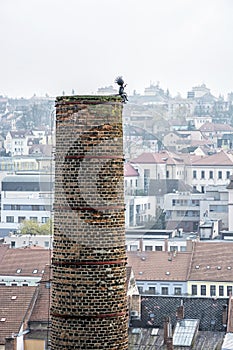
[51,96,128,349]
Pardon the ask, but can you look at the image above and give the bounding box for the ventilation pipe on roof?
[164,316,172,346]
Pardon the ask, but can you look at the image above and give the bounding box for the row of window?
[193,170,231,180]
[125,179,138,187]
[6,216,49,223]
[138,286,182,295]
[138,284,233,297]
[129,245,186,252]
[135,203,151,212]
[4,204,51,211]
[172,199,200,207]
[191,284,232,297]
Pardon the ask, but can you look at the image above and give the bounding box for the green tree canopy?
[19,219,53,235]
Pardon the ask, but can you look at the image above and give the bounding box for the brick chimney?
[50,95,128,349]
[166,336,174,350]
[176,304,184,320]
[164,316,172,345]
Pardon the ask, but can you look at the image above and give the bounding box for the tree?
[19,219,53,235]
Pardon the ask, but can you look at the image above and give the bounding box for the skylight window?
[32,269,38,274]
[195,265,200,269]
[11,296,17,300]
[227,266,232,270]
[16,269,21,274]
[217,266,221,270]
[0,318,6,322]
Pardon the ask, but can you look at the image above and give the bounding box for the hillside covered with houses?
[1,84,233,348]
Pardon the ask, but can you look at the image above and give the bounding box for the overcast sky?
[1,0,233,98]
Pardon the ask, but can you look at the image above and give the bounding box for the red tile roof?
[0,286,36,344]
[29,265,51,323]
[0,247,51,277]
[188,241,233,281]
[124,162,139,177]
[127,251,192,281]
[131,151,183,165]
[179,150,233,166]
[199,122,233,132]
[191,150,233,166]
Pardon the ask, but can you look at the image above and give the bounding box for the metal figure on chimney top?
[115,76,128,103]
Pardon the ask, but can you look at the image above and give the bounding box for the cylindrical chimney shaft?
[50,95,128,349]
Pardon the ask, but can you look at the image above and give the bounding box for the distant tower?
[51,95,128,349]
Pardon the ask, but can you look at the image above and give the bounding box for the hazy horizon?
[1,0,233,99]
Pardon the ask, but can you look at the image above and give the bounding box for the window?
[6,216,14,223]
[227,171,231,179]
[166,170,169,179]
[130,245,138,251]
[209,170,213,179]
[161,287,169,295]
[174,287,182,295]
[45,282,51,289]
[42,217,49,223]
[210,285,216,296]
[144,169,150,193]
[18,216,26,223]
[227,286,232,296]
[201,186,205,193]
[145,246,153,251]
[148,287,156,294]
[218,171,222,179]
[138,286,143,294]
[170,246,178,252]
[192,285,197,296]
[201,171,205,179]
[180,246,186,252]
[201,285,206,296]
[30,217,38,222]
[193,170,197,179]
[44,241,50,248]
[155,246,162,251]
[219,285,224,297]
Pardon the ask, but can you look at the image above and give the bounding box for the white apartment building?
[125,195,156,228]
[1,174,53,232]
[199,185,229,231]
[184,150,233,193]
[164,191,205,232]
[125,229,193,253]
[131,151,186,194]
[3,233,52,249]
[4,130,34,156]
